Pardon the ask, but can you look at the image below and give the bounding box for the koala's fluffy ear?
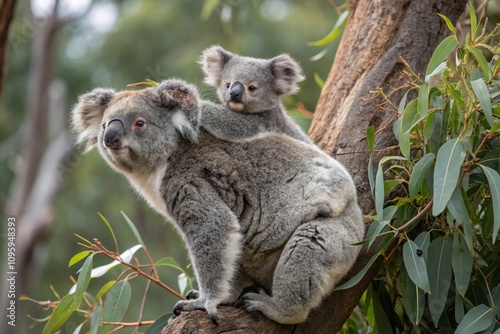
[199,45,234,87]
[269,54,305,95]
[157,80,201,143]
[71,88,115,151]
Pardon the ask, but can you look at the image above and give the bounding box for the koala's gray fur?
[199,45,313,145]
[71,79,364,325]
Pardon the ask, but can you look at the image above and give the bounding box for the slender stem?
[103,320,155,326]
[94,241,184,300]
[136,269,154,332]
[396,200,433,233]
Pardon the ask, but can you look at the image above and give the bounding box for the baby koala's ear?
[269,54,305,96]
[199,45,234,87]
[157,79,201,143]
[71,88,116,151]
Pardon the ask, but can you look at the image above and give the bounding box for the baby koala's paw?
[158,79,199,109]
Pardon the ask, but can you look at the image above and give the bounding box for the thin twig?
[136,269,154,332]
[93,240,184,300]
[102,320,155,326]
[396,200,433,233]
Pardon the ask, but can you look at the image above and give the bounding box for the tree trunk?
[162,0,467,332]
[0,0,17,94]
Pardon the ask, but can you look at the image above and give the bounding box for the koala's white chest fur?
[128,165,169,218]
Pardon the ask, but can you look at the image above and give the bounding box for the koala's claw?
[210,313,220,325]
[239,286,269,310]
[172,302,184,316]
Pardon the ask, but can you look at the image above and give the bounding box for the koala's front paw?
[173,298,220,325]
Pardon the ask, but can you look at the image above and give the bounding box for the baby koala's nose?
[229,82,244,102]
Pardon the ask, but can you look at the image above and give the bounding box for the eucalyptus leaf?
[74,254,93,309]
[470,2,477,40]
[455,293,465,324]
[448,187,473,252]
[418,84,429,118]
[481,165,500,243]
[433,138,465,215]
[424,111,437,141]
[314,72,325,88]
[90,305,101,334]
[401,99,421,136]
[456,304,496,334]
[452,231,473,297]
[400,267,424,326]
[414,231,431,264]
[471,78,494,127]
[375,164,385,221]
[367,125,375,153]
[42,294,75,334]
[368,154,375,197]
[409,153,435,197]
[121,211,145,246]
[68,251,91,268]
[427,236,453,325]
[308,10,348,46]
[437,13,455,32]
[69,244,142,294]
[94,281,116,303]
[425,61,448,85]
[365,220,389,249]
[145,313,172,334]
[155,257,184,272]
[335,254,379,291]
[103,280,131,324]
[403,240,430,293]
[468,46,492,81]
[426,35,458,76]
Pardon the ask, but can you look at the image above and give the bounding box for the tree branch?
[0,0,17,94]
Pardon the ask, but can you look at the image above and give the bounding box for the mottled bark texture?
[162,0,467,333]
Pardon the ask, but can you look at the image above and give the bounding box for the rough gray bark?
[163,0,467,332]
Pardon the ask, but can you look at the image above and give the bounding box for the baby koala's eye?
[248,85,257,92]
[101,123,106,129]
[225,83,230,89]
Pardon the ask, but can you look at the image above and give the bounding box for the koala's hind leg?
[241,217,362,324]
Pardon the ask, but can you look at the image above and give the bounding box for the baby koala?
[199,45,313,145]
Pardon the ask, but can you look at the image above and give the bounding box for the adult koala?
[71,79,364,325]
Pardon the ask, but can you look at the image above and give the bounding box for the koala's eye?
[248,85,257,92]
[101,123,105,129]
[225,83,230,89]
[135,119,146,128]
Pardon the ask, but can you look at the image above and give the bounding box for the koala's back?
[162,130,359,289]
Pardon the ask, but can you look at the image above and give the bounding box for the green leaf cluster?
[28,214,193,334]
[342,7,500,333]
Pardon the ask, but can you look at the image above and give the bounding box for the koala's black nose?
[229,82,244,102]
[104,118,126,149]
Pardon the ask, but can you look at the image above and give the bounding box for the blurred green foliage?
[1,0,342,332]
